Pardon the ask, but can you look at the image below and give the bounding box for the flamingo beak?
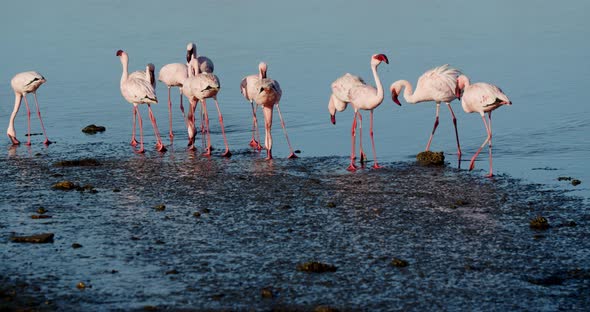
[376,54,389,64]
[392,92,401,106]
[455,85,462,100]
[186,47,194,63]
[330,114,336,125]
[116,50,123,56]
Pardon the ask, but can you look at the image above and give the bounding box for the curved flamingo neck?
[371,63,384,103]
[120,55,129,86]
[399,80,418,103]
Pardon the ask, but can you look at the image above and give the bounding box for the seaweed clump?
[54,158,101,167]
[391,258,409,268]
[82,124,106,134]
[530,216,550,230]
[416,151,445,166]
[296,261,337,273]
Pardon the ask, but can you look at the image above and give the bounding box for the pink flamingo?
[389,64,462,162]
[249,62,297,160]
[240,62,267,150]
[116,49,166,153]
[184,57,231,157]
[331,54,389,171]
[187,42,214,74]
[456,75,511,177]
[129,63,155,146]
[7,71,52,146]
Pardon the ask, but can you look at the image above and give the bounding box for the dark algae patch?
[0,146,588,310]
[52,180,79,190]
[81,124,106,134]
[10,233,54,243]
[530,215,550,230]
[391,258,409,268]
[416,151,445,166]
[54,158,101,167]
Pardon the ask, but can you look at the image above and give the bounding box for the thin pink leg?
[358,112,366,163]
[33,93,51,145]
[425,102,440,151]
[23,95,32,146]
[487,111,493,177]
[135,108,145,154]
[167,87,174,141]
[446,102,462,167]
[130,106,139,146]
[213,97,231,157]
[469,114,492,173]
[249,102,262,149]
[348,112,358,171]
[186,100,197,150]
[179,88,187,120]
[275,104,297,159]
[369,110,381,169]
[147,105,167,153]
[202,100,212,156]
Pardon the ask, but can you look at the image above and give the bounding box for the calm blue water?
[1,0,588,200]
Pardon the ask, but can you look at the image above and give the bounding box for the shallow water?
[1,0,589,310]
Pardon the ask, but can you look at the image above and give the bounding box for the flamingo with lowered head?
[389,64,463,163]
[240,62,267,150]
[336,54,390,171]
[116,49,166,153]
[184,57,230,157]
[7,71,52,146]
[456,74,511,177]
[250,62,297,160]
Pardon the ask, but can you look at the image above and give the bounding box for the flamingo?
[184,57,231,157]
[116,49,166,153]
[187,42,214,74]
[129,63,155,146]
[240,62,267,150]
[249,62,297,160]
[328,73,370,164]
[7,71,52,146]
[456,75,511,177]
[389,64,463,163]
[344,54,390,170]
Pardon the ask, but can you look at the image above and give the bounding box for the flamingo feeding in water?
[7,71,52,146]
[330,54,390,171]
[116,49,166,153]
[456,74,511,177]
[247,62,297,160]
[129,63,156,146]
[389,64,463,163]
[240,62,267,150]
[183,57,230,157]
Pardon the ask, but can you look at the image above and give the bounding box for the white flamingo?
[184,57,231,157]
[187,42,214,74]
[389,65,463,162]
[7,71,52,146]
[345,54,389,170]
[456,75,511,177]
[129,63,155,145]
[116,49,166,153]
[240,62,267,150]
[250,62,297,160]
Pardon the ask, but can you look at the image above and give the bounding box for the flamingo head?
[389,82,402,106]
[455,75,470,99]
[328,100,337,124]
[116,50,124,57]
[186,42,196,63]
[259,62,268,79]
[455,85,462,100]
[371,54,389,66]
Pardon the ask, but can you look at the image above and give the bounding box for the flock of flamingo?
[5,43,511,177]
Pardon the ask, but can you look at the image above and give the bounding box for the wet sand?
[1,142,589,311]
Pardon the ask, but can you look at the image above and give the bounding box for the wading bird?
[116,49,166,153]
[456,74,511,177]
[7,71,52,146]
[389,65,463,163]
[240,62,267,150]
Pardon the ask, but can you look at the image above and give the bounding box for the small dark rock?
[260,287,274,299]
[76,282,87,290]
[155,240,165,245]
[314,306,340,312]
[11,233,54,244]
[193,212,201,218]
[530,216,550,230]
[294,150,301,154]
[154,204,166,211]
[201,208,211,214]
[37,207,47,214]
[278,204,291,210]
[391,258,409,268]
[326,202,336,208]
[165,269,179,275]
[52,181,79,190]
[211,293,225,300]
[113,188,121,192]
[528,275,565,286]
[72,243,83,249]
[131,236,140,241]
[54,158,101,167]
[31,215,52,219]
[296,261,337,273]
[416,151,445,166]
[572,179,581,186]
[557,176,572,181]
[82,124,106,134]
